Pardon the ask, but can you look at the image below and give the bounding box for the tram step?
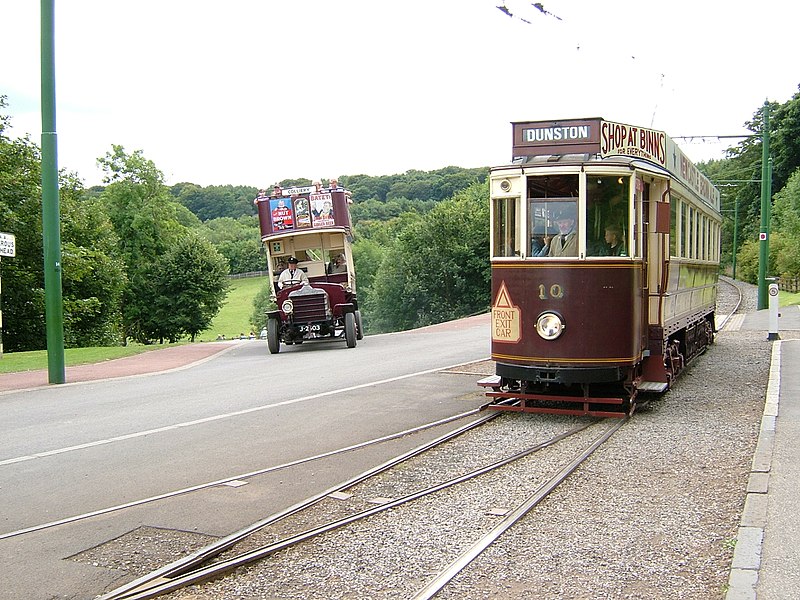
[638,381,668,392]
[477,375,502,387]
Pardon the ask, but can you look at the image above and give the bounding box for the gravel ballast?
[122,279,785,599]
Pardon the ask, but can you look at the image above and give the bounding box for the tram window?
[586,176,629,257]
[527,174,578,258]
[683,206,691,258]
[529,200,577,257]
[670,199,677,257]
[700,215,707,260]
[493,197,519,257]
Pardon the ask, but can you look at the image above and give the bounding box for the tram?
[255,180,362,353]
[480,118,721,417]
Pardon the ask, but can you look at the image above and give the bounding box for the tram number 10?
[538,283,564,300]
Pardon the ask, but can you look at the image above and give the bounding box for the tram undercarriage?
[480,316,714,419]
[479,375,640,418]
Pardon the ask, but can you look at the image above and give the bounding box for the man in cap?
[277,257,309,289]
[545,206,578,257]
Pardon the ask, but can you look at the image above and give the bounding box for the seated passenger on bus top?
[599,224,626,256]
[277,257,309,289]
[546,211,578,257]
[329,253,347,274]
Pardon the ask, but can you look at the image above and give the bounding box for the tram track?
[716,275,744,331]
[0,405,495,541]
[410,418,625,599]
[96,407,502,599]
[99,416,614,600]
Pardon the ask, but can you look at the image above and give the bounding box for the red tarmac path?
[0,341,235,394]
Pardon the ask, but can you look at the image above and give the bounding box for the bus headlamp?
[281,300,294,314]
[535,312,565,340]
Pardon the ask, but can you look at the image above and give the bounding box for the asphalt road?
[0,314,491,599]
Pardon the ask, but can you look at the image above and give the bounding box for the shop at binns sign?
[0,232,15,257]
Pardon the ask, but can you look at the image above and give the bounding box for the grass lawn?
[0,276,270,374]
[0,344,185,374]
[196,276,269,342]
[780,290,800,307]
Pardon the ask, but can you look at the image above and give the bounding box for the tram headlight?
[535,312,565,340]
[281,300,294,314]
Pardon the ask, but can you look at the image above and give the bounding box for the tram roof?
[505,117,720,210]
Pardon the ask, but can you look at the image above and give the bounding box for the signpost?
[0,232,15,258]
[0,232,14,357]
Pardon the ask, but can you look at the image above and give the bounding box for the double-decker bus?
[255,180,362,353]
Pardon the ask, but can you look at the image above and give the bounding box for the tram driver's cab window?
[586,175,630,257]
[528,174,578,258]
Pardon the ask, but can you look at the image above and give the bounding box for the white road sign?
[0,232,16,257]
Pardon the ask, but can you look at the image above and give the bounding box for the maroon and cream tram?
[255,181,362,353]
[481,118,721,417]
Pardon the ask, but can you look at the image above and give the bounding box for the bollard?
[768,281,780,341]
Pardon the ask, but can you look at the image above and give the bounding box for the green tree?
[250,280,276,332]
[147,234,230,342]
[60,174,127,346]
[365,181,490,332]
[202,215,264,273]
[170,183,258,221]
[0,98,126,350]
[0,97,46,351]
[98,145,191,342]
[771,167,800,277]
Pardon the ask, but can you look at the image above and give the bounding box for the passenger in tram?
[546,209,578,257]
[531,235,549,257]
[530,225,551,257]
[277,257,309,289]
[600,224,626,256]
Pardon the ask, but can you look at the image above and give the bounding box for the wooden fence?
[779,276,800,293]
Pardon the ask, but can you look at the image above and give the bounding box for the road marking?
[0,405,486,540]
[0,358,489,468]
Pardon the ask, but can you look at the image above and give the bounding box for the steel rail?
[2,404,496,542]
[716,276,744,331]
[99,405,507,600]
[102,416,594,600]
[409,417,627,599]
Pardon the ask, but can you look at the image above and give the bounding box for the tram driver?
[277,257,309,289]
[544,207,578,257]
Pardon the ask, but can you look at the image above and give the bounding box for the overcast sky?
[2,0,798,188]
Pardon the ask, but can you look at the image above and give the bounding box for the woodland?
[1,85,799,352]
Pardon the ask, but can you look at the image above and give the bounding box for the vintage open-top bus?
[255,181,362,353]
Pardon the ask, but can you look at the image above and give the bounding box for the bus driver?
[278,257,309,289]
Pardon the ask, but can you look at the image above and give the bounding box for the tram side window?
[683,206,692,258]
[493,197,518,257]
[527,174,578,258]
[670,199,677,257]
[586,175,629,257]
